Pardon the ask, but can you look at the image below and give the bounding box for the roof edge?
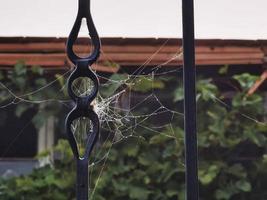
[0,37,267,47]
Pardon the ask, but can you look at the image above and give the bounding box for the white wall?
[0,0,266,39]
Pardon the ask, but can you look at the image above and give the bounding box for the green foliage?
[218,65,229,75]
[0,68,266,200]
[0,140,75,200]
[0,62,66,129]
[233,73,259,91]
[99,74,128,97]
[173,87,184,102]
[130,76,165,93]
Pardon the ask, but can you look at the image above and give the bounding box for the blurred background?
[0,0,266,200]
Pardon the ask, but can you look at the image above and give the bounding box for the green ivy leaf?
[32,112,47,129]
[31,65,44,75]
[199,165,220,185]
[166,189,178,197]
[149,134,172,145]
[100,74,127,97]
[173,87,184,102]
[219,65,229,75]
[233,73,259,91]
[131,77,165,93]
[235,180,252,192]
[15,104,30,117]
[35,78,47,86]
[197,79,218,101]
[129,186,151,200]
[14,61,27,76]
[225,164,247,178]
[215,189,232,200]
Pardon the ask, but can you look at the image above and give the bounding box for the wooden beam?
[0,38,265,73]
[0,52,263,67]
[0,42,263,54]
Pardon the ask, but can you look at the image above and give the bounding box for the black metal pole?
[65,0,101,199]
[182,0,199,200]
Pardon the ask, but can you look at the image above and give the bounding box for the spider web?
[0,38,266,199]
[0,39,184,195]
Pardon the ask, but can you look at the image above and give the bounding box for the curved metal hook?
[66,0,101,65]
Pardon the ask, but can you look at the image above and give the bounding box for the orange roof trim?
[0,38,266,72]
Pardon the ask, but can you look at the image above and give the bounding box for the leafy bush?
[0,68,266,200]
[0,140,75,200]
[0,61,66,130]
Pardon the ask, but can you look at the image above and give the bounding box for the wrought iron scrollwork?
[65,0,101,199]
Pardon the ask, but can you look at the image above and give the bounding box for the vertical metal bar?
[66,0,100,199]
[77,159,89,200]
[182,0,199,200]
